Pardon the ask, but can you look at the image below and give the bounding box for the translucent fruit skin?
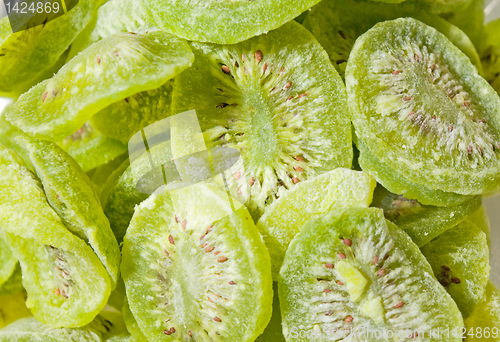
[257,168,376,279]
[347,18,500,196]
[173,21,352,220]
[122,183,272,342]
[280,208,463,341]
[0,145,111,328]
[144,0,322,44]
[17,136,121,288]
[420,220,490,319]
[5,31,194,142]
[371,184,482,247]
[465,281,500,341]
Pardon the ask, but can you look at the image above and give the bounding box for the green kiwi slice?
[122,299,148,342]
[0,0,103,93]
[0,232,17,289]
[173,21,352,220]
[481,18,500,96]
[5,31,194,142]
[0,146,111,327]
[257,168,376,280]
[464,281,500,341]
[122,183,272,341]
[279,207,463,340]
[371,183,482,246]
[409,0,473,14]
[0,311,127,341]
[57,122,127,173]
[302,0,483,80]
[347,18,500,196]
[467,206,491,249]
[143,0,321,44]
[420,219,490,319]
[16,136,121,288]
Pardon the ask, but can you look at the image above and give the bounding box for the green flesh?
[421,220,490,319]
[0,231,17,288]
[17,136,121,288]
[0,0,103,93]
[302,0,483,80]
[90,154,129,199]
[122,183,272,342]
[357,138,474,206]
[347,18,500,196]
[0,111,33,171]
[409,0,473,14]
[0,311,126,342]
[68,0,157,60]
[440,0,485,50]
[0,290,31,329]
[465,281,500,341]
[144,0,322,44]
[467,206,491,249]
[481,18,500,96]
[173,21,352,220]
[257,168,376,279]
[279,207,463,341]
[0,263,23,297]
[123,299,148,342]
[256,283,286,342]
[5,31,194,142]
[57,122,127,173]
[0,146,111,328]
[371,184,482,246]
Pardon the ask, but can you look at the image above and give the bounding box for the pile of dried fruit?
[0,0,500,340]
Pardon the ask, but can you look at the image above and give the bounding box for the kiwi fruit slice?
[440,0,486,50]
[420,219,490,319]
[122,183,272,341]
[347,18,500,196]
[410,0,473,14]
[256,284,286,342]
[302,0,483,80]
[481,18,500,96]
[143,0,322,44]
[173,21,352,220]
[5,31,194,142]
[0,111,33,171]
[90,154,129,197]
[16,136,121,288]
[68,0,157,60]
[257,168,376,280]
[279,207,463,340]
[0,263,23,297]
[0,290,32,329]
[0,0,103,93]
[0,311,127,341]
[371,183,482,246]
[468,206,491,249]
[465,281,500,341]
[0,145,111,327]
[122,298,148,342]
[0,231,17,288]
[57,122,127,173]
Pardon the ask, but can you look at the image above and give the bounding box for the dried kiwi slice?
[0,311,126,341]
[481,18,500,95]
[409,0,473,14]
[279,207,463,340]
[0,146,111,327]
[122,183,272,341]
[5,31,194,142]
[257,168,376,279]
[57,122,127,173]
[420,220,490,319]
[143,0,322,44]
[347,18,500,196]
[371,183,482,246]
[173,21,352,220]
[468,206,491,248]
[0,231,17,288]
[122,299,148,342]
[17,136,121,288]
[0,0,102,93]
[303,0,483,79]
[465,281,500,341]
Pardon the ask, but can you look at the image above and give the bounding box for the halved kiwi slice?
[347,18,500,196]
[143,0,322,44]
[5,31,194,142]
[17,136,121,288]
[257,168,376,279]
[0,311,126,341]
[302,0,483,80]
[173,21,352,220]
[371,183,482,246]
[464,281,500,341]
[481,18,500,96]
[0,0,102,93]
[122,183,272,341]
[279,207,463,340]
[0,145,111,327]
[420,219,490,319]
